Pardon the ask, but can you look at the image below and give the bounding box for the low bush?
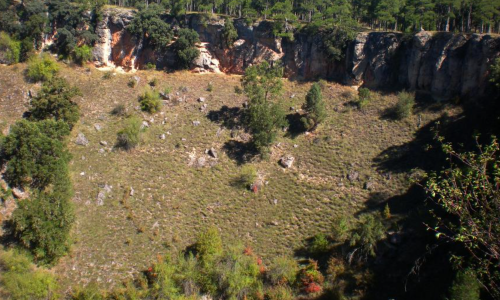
[28,77,81,129]
[357,87,371,110]
[266,285,294,300]
[117,116,142,150]
[139,90,161,113]
[0,32,21,64]
[128,78,137,88]
[207,82,214,92]
[394,91,415,120]
[72,45,92,65]
[26,54,59,82]
[102,71,113,80]
[149,78,158,87]
[233,165,257,189]
[349,213,386,260]
[309,233,330,254]
[111,104,128,117]
[448,268,480,300]
[267,256,299,285]
[145,62,155,70]
[0,250,59,299]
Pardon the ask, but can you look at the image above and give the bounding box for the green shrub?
[489,57,500,89]
[149,78,158,87]
[139,89,161,113]
[222,18,238,48]
[349,213,386,259]
[12,182,74,264]
[71,283,106,300]
[448,269,481,300]
[309,233,330,254]
[73,45,92,65]
[0,250,59,299]
[117,116,142,150]
[0,32,21,64]
[357,87,371,109]
[163,86,172,95]
[28,77,81,129]
[207,82,214,92]
[102,71,113,80]
[128,78,137,88]
[145,62,155,70]
[2,119,70,189]
[265,285,294,300]
[233,165,257,189]
[26,54,59,82]
[394,91,415,120]
[196,226,223,266]
[267,256,299,285]
[111,104,128,117]
[173,28,200,69]
[301,82,326,131]
[331,216,350,242]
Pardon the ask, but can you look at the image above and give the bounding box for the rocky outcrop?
[92,9,500,100]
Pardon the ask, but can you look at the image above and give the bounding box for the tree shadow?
[285,112,306,138]
[206,105,243,130]
[222,140,258,165]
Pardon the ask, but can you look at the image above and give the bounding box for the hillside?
[0,61,460,295]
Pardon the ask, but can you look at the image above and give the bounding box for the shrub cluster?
[117,115,142,150]
[0,250,59,299]
[394,91,415,120]
[0,32,21,64]
[1,76,79,265]
[26,54,59,82]
[139,89,162,113]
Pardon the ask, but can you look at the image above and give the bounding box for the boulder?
[279,156,295,168]
[208,148,217,159]
[347,171,359,182]
[75,133,89,146]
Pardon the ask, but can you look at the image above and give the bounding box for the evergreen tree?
[301,82,326,131]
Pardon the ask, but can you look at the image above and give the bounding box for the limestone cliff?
[92,8,500,100]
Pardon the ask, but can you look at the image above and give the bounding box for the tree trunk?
[445,5,450,32]
[467,4,472,32]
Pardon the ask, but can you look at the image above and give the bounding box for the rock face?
[92,9,500,100]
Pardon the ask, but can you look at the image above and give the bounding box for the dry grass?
[0,62,459,289]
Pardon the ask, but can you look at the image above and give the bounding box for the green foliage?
[426,137,500,294]
[2,119,70,189]
[0,32,20,64]
[73,45,93,65]
[383,203,391,219]
[332,216,350,242]
[267,256,299,285]
[145,62,156,70]
[111,104,128,117]
[54,28,76,57]
[26,54,59,82]
[241,61,288,152]
[448,269,481,300]
[149,78,159,87]
[139,89,162,113]
[357,87,371,109]
[222,17,238,48]
[117,115,142,150]
[173,28,200,70]
[234,165,258,189]
[207,82,214,92]
[490,57,500,89]
[214,244,263,300]
[301,83,326,131]
[309,233,330,254]
[318,23,358,62]
[196,226,223,266]
[28,77,81,129]
[266,285,294,300]
[349,213,385,259]
[127,4,173,51]
[394,91,415,120]
[0,250,59,299]
[102,71,113,80]
[12,182,74,264]
[71,283,106,300]
[128,78,137,88]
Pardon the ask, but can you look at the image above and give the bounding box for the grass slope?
[0,62,458,289]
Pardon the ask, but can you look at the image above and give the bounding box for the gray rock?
[364,181,375,190]
[347,171,359,182]
[159,92,170,100]
[12,187,27,199]
[160,134,166,140]
[100,140,108,146]
[192,120,201,126]
[94,124,102,131]
[141,121,149,129]
[198,97,206,102]
[75,133,89,146]
[196,157,206,167]
[279,156,295,168]
[208,148,218,159]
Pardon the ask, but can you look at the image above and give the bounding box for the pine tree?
[301,82,326,131]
